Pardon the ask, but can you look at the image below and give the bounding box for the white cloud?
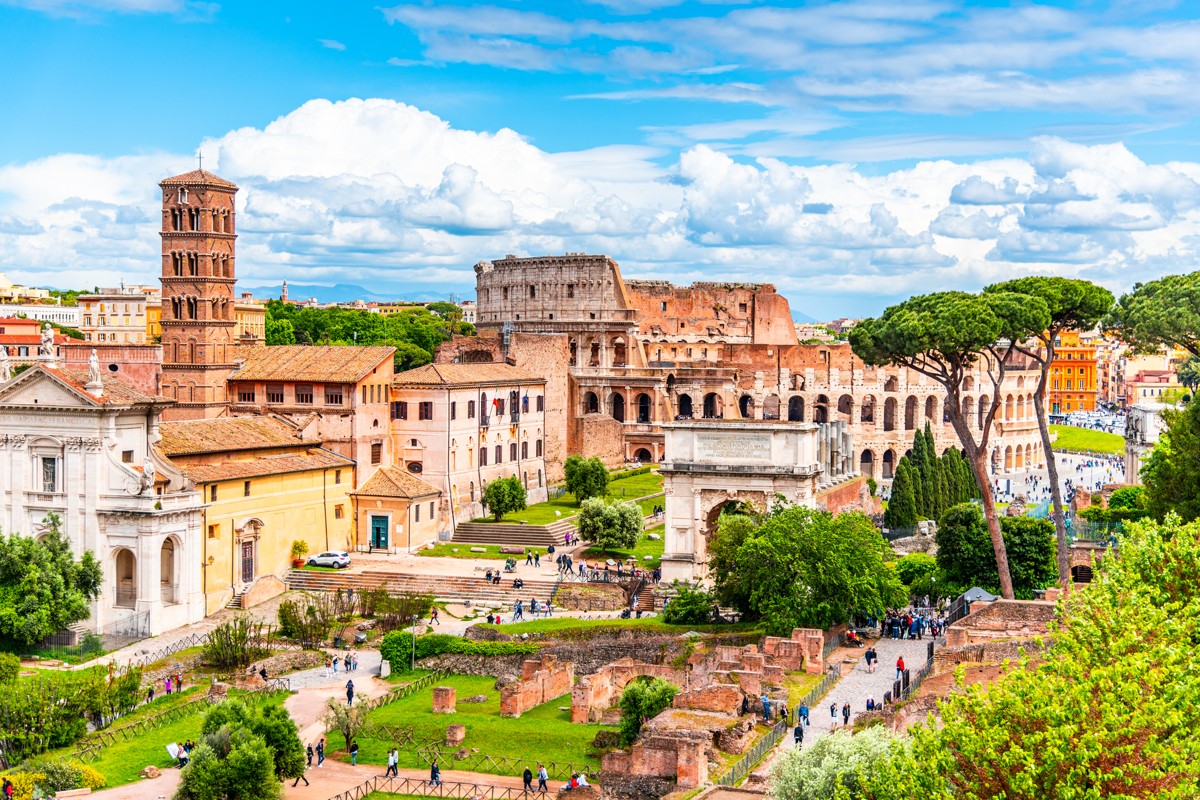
[318,39,346,51]
[0,0,217,18]
[4,99,1200,313]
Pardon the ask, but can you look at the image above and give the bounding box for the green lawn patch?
[417,543,522,560]
[1050,424,1125,455]
[331,674,611,775]
[300,564,345,572]
[472,616,761,637]
[473,472,664,525]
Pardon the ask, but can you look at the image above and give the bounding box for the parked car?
[307,551,351,568]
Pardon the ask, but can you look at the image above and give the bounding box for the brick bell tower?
[159,168,239,420]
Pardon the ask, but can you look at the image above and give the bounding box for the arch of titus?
[659,420,854,582]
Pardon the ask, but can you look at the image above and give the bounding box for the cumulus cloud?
[3,98,1200,312]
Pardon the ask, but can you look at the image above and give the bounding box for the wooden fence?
[413,743,592,781]
[327,775,540,800]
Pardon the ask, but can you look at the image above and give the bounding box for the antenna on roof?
[196,150,204,171]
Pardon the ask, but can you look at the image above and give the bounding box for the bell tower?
[159,168,238,420]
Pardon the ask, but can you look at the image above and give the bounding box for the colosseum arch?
[739,395,755,419]
[703,392,723,419]
[636,393,652,423]
[584,392,599,414]
[860,395,876,423]
[860,449,875,479]
[885,376,899,392]
[837,394,853,422]
[884,397,897,431]
[814,395,829,423]
[882,449,895,479]
[677,394,693,418]
[905,396,919,430]
[963,396,975,425]
[787,396,804,422]
[925,395,937,423]
[611,392,626,423]
[763,395,780,420]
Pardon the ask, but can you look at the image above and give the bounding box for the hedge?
[610,466,652,481]
[379,632,539,670]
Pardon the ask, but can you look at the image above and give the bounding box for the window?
[210,485,218,502]
[121,450,134,463]
[450,401,457,420]
[567,284,575,298]
[41,457,58,493]
[208,524,218,539]
[178,188,188,204]
[511,443,518,461]
[430,501,435,519]
[480,448,488,466]
[497,398,506,416]
[243,480,251,497]
[468,400,476,418]
[362,386,367,403]
[238,388,255,403]
[415,504,420,522]
[419,401,433,421]
[538,469,543,487]
[334,505,344,519]
[495,444,503,463]
[371,443,383,465]
[334,469,342,485]
[392,401,408,420]
[324,385,343,406]
[536,439,543,457]
[266,384,284,404]
[521,441,528,459]
[739,303,748,313]
[661,301,667,312]
[503,287,509,300]
[295,384,313,404]
[536,395,544,412]
[530,285,537,299]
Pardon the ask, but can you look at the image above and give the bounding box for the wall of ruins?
[624,281,797,347]
[572,658,687,723]
[499,656,574,718]
[933,638,1048,676]
[944,599,1056,647]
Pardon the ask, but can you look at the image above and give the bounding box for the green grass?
[300,564,345,572]
[417,543,526,560]
[579,527,665,567]
[1050,424,1125,454]
[331,674,611,774]
[473,472,664,525]
[472,616,761,637]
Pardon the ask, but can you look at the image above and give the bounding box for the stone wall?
[500,655,575,717]
[555,583,626,612]
[933,638,1049,676]
[572,657,686,723]
[815,476,881,516]
[944,599,1056,647]
[577,414,626,469]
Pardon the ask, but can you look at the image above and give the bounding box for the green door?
[370,516,389,549]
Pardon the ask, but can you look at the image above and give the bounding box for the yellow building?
[350,465,441,554]
[235,299,266,345]
[158,416,355,614]
[79,290,149,344]
[1049,330,1098,413]
[146,303,162,341]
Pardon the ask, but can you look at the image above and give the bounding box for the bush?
[866,477,878,497]
[77,763,106,789]
[379,631,539,671]
[18,760,80,791]
[3,772,44,800]
[0,652,20,683]
[482,476,527,522]
[662,583,715,625]
[564,456,609,501]
[610,466,652,481]
[770,727,894,800]
[577,497,642,554]
[618,677,678,745]
[203,616,274,668]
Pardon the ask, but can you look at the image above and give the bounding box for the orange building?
[1049,330,1097,413]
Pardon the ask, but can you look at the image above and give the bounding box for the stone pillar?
[433,686,457,713]
[675,739,708,789]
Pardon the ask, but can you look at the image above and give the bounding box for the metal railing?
[795,668,840,715]
[717,717,788,787]
[326,775,540,800]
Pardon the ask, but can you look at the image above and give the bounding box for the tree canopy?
[577,497,641,553]
[884,425,978,528]
[563,455,609,501]
[935,503,1057,598]
[481,476,527,522]
[1141,400,1200,521]
[618,677,678,745]
[1106,271,1200,357]
[0,514,102,647]
[850,290,1051,599]
[710,506,906,635]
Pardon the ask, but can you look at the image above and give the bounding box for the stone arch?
[114,547,137,608]
[701,490,769,538]
[963,376,975,392]
[1015,446,1025,469]
[1005,394,1015,420]
[925,395,937,423]
[814,394,829,423]
[634,448,652,463]
[1016,375,1025,389]
[678,394,693,418]
[860,449,875,479]
[1004,445,1014,471]
[611,392,626,423]
[611,336,627,367]
[860,395,875,423]
[584,391,599,414]
[963,395,975,426]
[885,376,899,392]
[1016,395,1025,421]
[738,395,754,419]
[991,448,1001,472]
[160,536,180,605]
[837,394,853,421]
[787,396,804,422]
[882,449,895,479]
[1071,564,1094,583]
[978,395,989,429]
[884,397,897,431]
[763,394,780,420]
[636,393,652,424]
[1025,443,1033,468]
[568,339,578,367]
[905,396,919,430]
[703,392,723,419]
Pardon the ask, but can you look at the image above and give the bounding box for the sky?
[2,1,1200,318]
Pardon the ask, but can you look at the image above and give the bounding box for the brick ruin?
[572,658,686,723]
[943,599,1056,647]
[499,655,574,718]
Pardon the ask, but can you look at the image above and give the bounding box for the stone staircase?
[451,519,574,547]
[226,593,244,610]
[286,569,562,608]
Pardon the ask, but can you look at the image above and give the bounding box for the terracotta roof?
[159,169,238,189]
[172,448,353,483]
[158,416,312,456]
[353,465,440,499]
[45,367,161,405]
[0,333,76,345]
[230,346,395,383]
[392,362,545,388]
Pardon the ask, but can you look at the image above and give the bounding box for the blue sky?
[2,0,1200,317]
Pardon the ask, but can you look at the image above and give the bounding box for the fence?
[795,668,840,718]
[944,595,971,626]
[716,717,788,787]
[413,745,593,781]
[327,774,538,800]
[356,670,445,715]
[38,612,153,661]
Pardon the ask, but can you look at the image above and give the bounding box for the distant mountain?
[792,309,818,323]
[241,282,463,305]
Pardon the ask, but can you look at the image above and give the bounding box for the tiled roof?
[353,465,441,499]
[230,346,395,383]
[159,416,311,456]
[393,362,545,388]
[172,448,353,483]
[47,367,161,406]
[159,169,238,189]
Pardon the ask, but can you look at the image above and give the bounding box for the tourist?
[842,702,851,726]
[578,560,587,578]
[3,779,13,800]
[576,773,589,788]
[316,738,325,768]
[431,608,440,626]
[531,598,540,616]
[147,685,155,704]
[486,568,493,582]
[260,665,269,682]
[534,551,541,567]
[292,763,310,787]
[778,700,789,725]
[829,702,838,729]
[896,656,906,681]
[165,676,173,695]
[523,766,534,792]
[334,655,342,674]
[864,646,876,673]
[793,722,804,747]
[537,764,549,793]
[487,613,496,625]
[526,549,533,566]
[346,679,355,706]
[799,703,809,726]
[866,696,875,711]
[430,760,442,788]
[740,695,750,716]
[386,748,399,777]
[545,599,553,617]
[761,693,771,722]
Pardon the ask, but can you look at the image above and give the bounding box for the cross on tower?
[196,151,204,171]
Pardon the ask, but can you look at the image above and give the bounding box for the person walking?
[346,679,355,706]
[306,742,314,767]
[429,761,442,788]
[896,656,906,681]
[147,685,155,704]
[865,646,876,673]
[431,608,440,626]
[333,655,340,674]
[793,721,804,747]
[324,657,332,678]
[799,703,809,726]
[761,693,771,722]
[534,551,541,567]
[292,764,310,787]
[386,748,399,777]
[523,766,534,793]
[842,701,851,726]
[526,549,533,566]
[830,701,838,729]
[537,764,549,793]
[316,738,325,768]
[349,740,359,766]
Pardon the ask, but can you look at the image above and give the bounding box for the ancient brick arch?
[701,489,770,535]
[572,658,687,722]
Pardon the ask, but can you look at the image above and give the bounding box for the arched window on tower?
[178,188,188,204]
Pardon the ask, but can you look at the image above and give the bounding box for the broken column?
[432,686,457,713]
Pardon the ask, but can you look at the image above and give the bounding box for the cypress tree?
[885,462,919,528]
[911,459,926,520]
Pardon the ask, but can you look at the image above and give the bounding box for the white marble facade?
[0,364,204,637]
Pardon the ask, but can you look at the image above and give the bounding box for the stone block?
[675,740,708,789]
[446,724,466,745]
[741,653,766,671]
[470,547,487,553]
[432,686,456,713]
[763,665,785,685]
[672,684,743,716]
[380,660,391,678]
[729,670,760,696]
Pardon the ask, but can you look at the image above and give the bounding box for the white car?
[307,551,351,568]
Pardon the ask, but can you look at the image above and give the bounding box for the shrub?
[77,763,106,789]
[866,477,878,497]
[4,772,44,800]
[0,652,20,684]
[610,466,651,481]
[662,583,715,625]
[203,616,274,668]
[18,760,80,791]
[618,677,678,745]
[379,631,539,671]
[770,727,894,800]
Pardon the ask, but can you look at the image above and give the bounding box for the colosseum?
[437,253,1044,485]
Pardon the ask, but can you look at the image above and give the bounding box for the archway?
[978,396,989,429]
[115,548,136,608]
[925,395,937,423]
[589,340,601,367]
[585,392,599,414]
[860,395,875,423]
[963,396,975,427]
[636,393,652,423]
[882,449,895,479]
[763,395,780,420]
[1070,564,1094,583]
[568,339,578,367]
[787,396,804,422]
[885,376,899,392]
[738,395,754,419]
[814,395,829,423]
[1004,445,1014,471]
[611,393,625,423]
[860,449,875,479]
[160,538,178,604]
[884,397,897,431]
[905,396,918,430]
[1016,395,1025,420]
[611,337,627,367]
[703,392,723,419]
[678,394,693,418]
[991,448,1001,472]
[1005,394,1015,420]
[838,394,853,421]
[634,448,652,463]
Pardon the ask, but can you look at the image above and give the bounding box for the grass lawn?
[1050,424,1125,455]
[472,616,761,637]
[300,564,346,572]
[330,674,612,774]
[473,472,664,525]
[579,527,665,567]
[417,543,524,560]
[782,673,826,710]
